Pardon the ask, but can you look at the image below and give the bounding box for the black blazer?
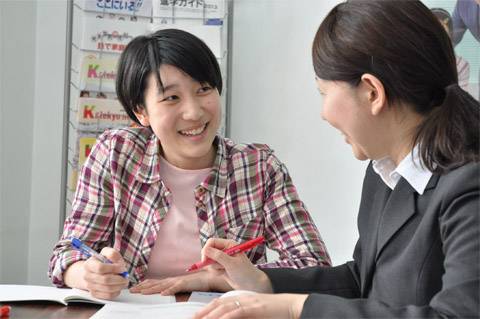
[263,162,479,318]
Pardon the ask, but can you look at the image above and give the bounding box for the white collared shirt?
[372,146,433,195]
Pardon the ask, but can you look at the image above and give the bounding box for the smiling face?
[316,78,374,161]
[135,64,221,169]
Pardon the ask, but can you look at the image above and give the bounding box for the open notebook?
[91,290,257,319]
[0,285,175,306]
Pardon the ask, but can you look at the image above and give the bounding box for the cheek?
[204,98,221,118]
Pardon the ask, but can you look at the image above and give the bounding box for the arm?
[272,176,479,318]
[259,153,331,268]
[48,132,117,287]
[263,238,361,298]
[451,1,467,46]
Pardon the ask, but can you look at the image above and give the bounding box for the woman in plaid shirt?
[48,29,330,300]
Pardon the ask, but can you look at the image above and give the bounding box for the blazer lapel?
[376,177,416,260]
[360,183,391,295]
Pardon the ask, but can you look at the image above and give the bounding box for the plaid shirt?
[49,127,330,286]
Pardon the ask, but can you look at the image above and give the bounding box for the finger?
[196,299,240,319]
[89,288,122,300]
[83,272,128,288]
[194,298,222,319]
[203,238,238,252]
[130,279,160,292]
[100,247,126,265]
[84,256,127,275]
[203,246,239,269]
[87,281,127,295]
[158,280,190,296]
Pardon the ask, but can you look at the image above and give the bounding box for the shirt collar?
[136,134,228,198]
[372,146,433,195]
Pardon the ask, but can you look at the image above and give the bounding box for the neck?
[161,146,216,170]
[385,106,424,166]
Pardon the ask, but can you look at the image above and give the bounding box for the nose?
[182,97,204,121]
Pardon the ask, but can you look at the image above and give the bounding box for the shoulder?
[436,162,480,195]
[221,137,283,169]
[431,162,480,212]
[93,127,156,171]
[97,126,154,152]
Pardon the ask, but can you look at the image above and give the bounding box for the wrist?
[254,269,274,293]
[289,294,308,319]
[208,272,232,292]
[64,261,87,290]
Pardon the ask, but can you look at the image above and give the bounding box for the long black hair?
[312,0,479,172]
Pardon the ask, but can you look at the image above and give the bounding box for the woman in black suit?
[132,1,480,318]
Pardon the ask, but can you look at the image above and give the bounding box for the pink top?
[145,156,211,279]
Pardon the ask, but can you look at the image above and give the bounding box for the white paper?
[0,285,175,306]
[90,290,258,318]
[188,291,223,303]
[91,302,207,319]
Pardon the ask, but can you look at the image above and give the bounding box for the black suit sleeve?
[263,261,360,298]
[264,164,479,319]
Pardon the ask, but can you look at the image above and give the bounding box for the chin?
[352,147,369,161]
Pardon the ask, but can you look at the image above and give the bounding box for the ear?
[133,107,150,127]
[359,73,386,116]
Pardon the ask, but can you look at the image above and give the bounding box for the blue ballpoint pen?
[70,237,129,279]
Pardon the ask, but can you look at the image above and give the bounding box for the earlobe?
[360,73,386,116]
[133,108,150,127]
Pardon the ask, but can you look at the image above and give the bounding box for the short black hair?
[116,28,222,125]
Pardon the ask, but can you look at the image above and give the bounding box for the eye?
[161,95,179,102]
[198,85,213,94]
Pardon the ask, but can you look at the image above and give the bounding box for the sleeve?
[263,262,360,298]
[47,132,116,287]
[269,172,480,318]
[257,152,331,268]
[451,2,467,46]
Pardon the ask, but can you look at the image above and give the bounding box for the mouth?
[178,123,208,137]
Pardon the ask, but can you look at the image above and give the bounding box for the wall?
[0,0,67,285]
[27,0,68,285]
[230,0,366,265]
[0,0,37,284]
[0,0,3,279]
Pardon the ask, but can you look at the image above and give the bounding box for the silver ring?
[234,300,241,308]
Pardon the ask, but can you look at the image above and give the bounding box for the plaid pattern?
[49,127,331,287]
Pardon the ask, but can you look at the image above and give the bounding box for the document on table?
[92,290,257,318]
[91,302,207,319]
[188,291,223,303]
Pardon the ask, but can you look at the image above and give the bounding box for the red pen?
[186,236,265,272]
[0,305,11,318]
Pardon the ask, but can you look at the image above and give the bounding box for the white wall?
[0,0,3,279]
[0,0,66,285]
[230,0,367,265]
[27,0,68,285]
[0,0,37,284]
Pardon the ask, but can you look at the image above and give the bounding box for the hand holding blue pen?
[70,237,129,279]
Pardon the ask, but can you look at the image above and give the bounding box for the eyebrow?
[157,83,179,94]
